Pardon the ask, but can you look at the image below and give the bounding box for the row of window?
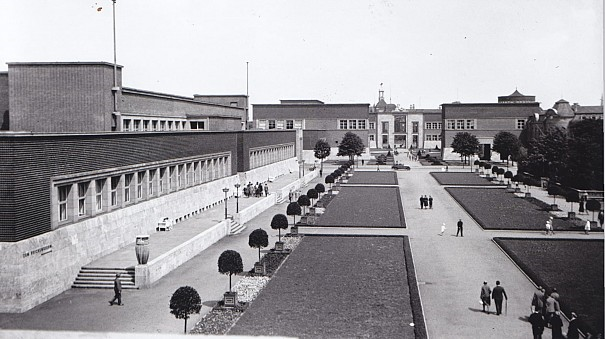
[122,118,207,132]
[338,119,367,130]
[257,120,303,130]
[425,134,442,141]
[55,155,230,225]
[425,122,442,130]
[250,144,295,169]
[445,119,476,130]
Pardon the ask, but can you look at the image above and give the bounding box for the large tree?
[337,132,365,161]
[451,132,480,165]
[563,119,603,190]
[169,286,202,334]
[313,139,331,175]
[522,126,568,181]
[492,131,521,168]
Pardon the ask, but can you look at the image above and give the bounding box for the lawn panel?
[229,236,417,339]
[446,187,577,230]
[346,171,398,185]
[431,172,501,186]
[317,186,405,228]
[494,238,603,336]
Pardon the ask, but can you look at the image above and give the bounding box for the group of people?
[480,280,508,315]
[419,195,433,209]
[529,286,579,339]
[243,182,269,198]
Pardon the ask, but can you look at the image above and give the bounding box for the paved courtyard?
[0,156,602,338]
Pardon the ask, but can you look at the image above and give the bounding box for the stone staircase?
[72,267,137,289]
[228,219,246,235]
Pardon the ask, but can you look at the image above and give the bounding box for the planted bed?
[431,172,501,186]
[494,238,603,336]
[228,235,425,338]
[346,171,398,185]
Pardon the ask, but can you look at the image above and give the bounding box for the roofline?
[193,94,247,98]
[6,61,124,68]
[122,87,244,110]
[0,129,295,138]
[253,103,370,107]
[441,102,541,107]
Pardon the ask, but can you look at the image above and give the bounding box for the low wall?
[235,195,277,225]
[135,220,229,288]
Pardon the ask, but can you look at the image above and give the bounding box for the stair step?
[73,280,135,285]
[71,284,138,289]
[75,276,134,281]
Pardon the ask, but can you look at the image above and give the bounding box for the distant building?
[369,88,440,150]
[0,62,246,133]
[441,90,543,161]
[253,100,370,162]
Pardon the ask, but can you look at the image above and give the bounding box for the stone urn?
[223,291,237,307]
[135,235,150,265]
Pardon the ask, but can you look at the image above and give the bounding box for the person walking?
[491,280,507,315]
[528,310,545,339]
[599,210,604,228]
[456,219,464,237]
[566,312,579,339]
[545,217,554,235]
[264,183,269,197]
[428,196,433,209]
[109,273,122,306]
[439,223,446,236]
[420,196,424,209]
[550,311,564,339]
[584,219,591,235]
[544,293,559,326]
[531,286,545,314]
[480,281,491,313]
[423,195,429,209]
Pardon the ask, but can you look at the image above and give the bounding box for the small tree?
[271,213,289,242]
[586,199,601,223]
[314,139,331,175]
[547,184,564,206]
[492,131,521,169]
[297,194,310,215]
[248,228,268,262]
[497,168,505,181]
[504,171,513,184]
[337,132,365,161]
[484,163,492,176]
[315,183,326,197]
[474,159,481,173]
[325,175,335,188]
[491,165,499,179]
[451,132,480,166]
[307,188,319,207]
[170,286,202,334]
[218,250,243,292]
[286,202,302,225]
[564,190,580,215]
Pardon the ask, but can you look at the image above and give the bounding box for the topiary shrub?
[325,175,335,188]
[170,286,202,334]
[270,214,289,242]
[248,228,269,262]
[218,250,243,292]
[297,194,310,214]
[586,199,601,223]
[286,202,302,226]
[314,183,325,195]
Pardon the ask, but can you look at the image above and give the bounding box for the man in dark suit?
[492,280,507,315]
[456,219,464,237]
[109,273,123,306]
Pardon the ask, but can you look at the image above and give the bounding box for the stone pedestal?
[550,204,558,211]
[568,212,576,219]
[223,291,237,307]
[254,262,265,275]
[275,241,285,252]
[525,192,531,198]
[290,226,298,235]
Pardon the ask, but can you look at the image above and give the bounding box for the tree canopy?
[248,228,268,262]
[450,132,479,164]
[564,119,604,190]
[271,213,289,241]
[492,131,521,166]
[337,132,365,160]
[521,126,568,181]
[218,250,243,292]
[170,286,202,334]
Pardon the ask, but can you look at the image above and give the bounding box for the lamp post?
[234,183,241,213]
[222,188,229,219]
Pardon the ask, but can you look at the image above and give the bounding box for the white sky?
[1,0,603,109]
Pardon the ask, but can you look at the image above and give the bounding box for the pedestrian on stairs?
[109,273,123,306]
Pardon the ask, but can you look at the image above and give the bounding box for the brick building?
[253,100,371,163]
[0,62,247,133]
[441,90,543,161]
[0,61,298,313]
